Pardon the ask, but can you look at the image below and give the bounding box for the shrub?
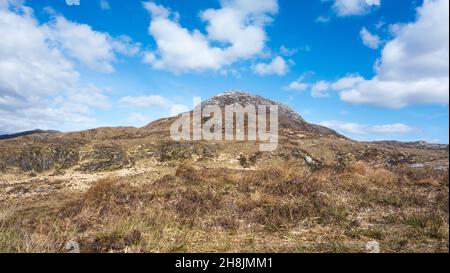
[175,162,199,183]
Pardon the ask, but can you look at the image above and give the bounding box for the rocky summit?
[201,91,340,136]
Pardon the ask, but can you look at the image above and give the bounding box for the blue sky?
[0,0,448,143]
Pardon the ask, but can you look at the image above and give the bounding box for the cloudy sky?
[0,0,448,143]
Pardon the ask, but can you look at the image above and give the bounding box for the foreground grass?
[1,161,448,253]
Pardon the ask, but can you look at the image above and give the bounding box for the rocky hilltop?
[201,91,340,136]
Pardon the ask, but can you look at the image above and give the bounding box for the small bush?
[239,154,250,168]
[174,188,221,217]
[175,163,199,183]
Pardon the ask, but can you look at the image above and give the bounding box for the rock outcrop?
[78,144,131,172]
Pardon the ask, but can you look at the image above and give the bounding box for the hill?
[0,129,60,140]
[0,92,448,253]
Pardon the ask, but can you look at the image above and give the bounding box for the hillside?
[0,92,448,253]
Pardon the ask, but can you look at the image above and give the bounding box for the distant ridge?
[0,129,60,140]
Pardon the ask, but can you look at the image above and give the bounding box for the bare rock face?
[201,91,341,136]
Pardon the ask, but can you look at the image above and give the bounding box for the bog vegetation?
[1,160,448,253]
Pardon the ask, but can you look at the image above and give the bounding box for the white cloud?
[48,16,141,73]
[315,16,331,23]
[320,120,367,134]
[0,1,114,133]
[360,27,381,49]
[318,0,449,108]
[100,0,110,10]
[280,45,297,57]
[369,123,416,134]
[119,95,172,108]
[0,5,78,102]
[170,104,190,116]
[119,95,190,117]
[253,56,288,76]
[143,3,225,71]
[338,77,448,108]
[286,81,309,91]
[142,0,278,72]
[142,51,156,64]
[286,73,312,91]
[320,120,416,135]
[65,0,80,6]
[112,35,141,56]
[330,75,365,90]
[311,81,331,97]
[332,0,380,16]
[69,85,111,110]
[49,16,116,73]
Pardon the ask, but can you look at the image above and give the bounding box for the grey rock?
[304,156,314,164]
[365,241,380,253]
[65,240,80,253]
[409,163,425,168]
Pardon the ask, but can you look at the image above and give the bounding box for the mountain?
[0,91,448,253]
[0,129,60,140]
[0,91,447,173]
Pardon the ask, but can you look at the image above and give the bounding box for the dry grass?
[0,161,448,253]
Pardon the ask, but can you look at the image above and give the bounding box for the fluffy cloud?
[315,0,449,108]
[253,56,288,76]
[49,16,141,73]
[287,74,364,97]
[142,2,225,71]
[286,81,309,91]
[332,0,380,16]
[320,120,416,135]
[111,35,141,57]
[119,95,172,108]
[311,81,331,98]
[0,1,123,133]
[286,72,314,91]
[142,0,278,72]
[119,95,190,117]
[65,0,80,6]
[49,16,116,73]
[360,27,381,49]
[0,5,78,103]
[369,123,416,134]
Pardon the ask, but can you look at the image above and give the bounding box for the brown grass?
[1,161,448,253]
